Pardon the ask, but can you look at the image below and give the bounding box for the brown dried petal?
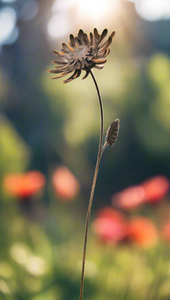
[99,28,108,43]
[94,65,104,70]
[94,28,99,44]
[62,43,74,52]
[82,70,90,80]
[74,37,82,46]
[92,58,107,64]
[48,69,63,74]
[76,61,81,69]
[69,34,76,45]
[78,29,85,44]
[89,32,93,45]
[84,33,90,45]
[50,72,68,79]
[110,31,116,39]
[99,31,115,49]
[63,69,81,83]
[96,47,110,59]
[52,60,67,65]
[75,69,82,78]
[100,36,113,52]
[53,50,66,60]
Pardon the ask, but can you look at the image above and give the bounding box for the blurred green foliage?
[0,114,30,180]
[1,201,170,300]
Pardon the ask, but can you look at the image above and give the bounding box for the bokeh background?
[1,0,170,299]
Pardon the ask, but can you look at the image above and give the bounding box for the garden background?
[1,0,170,299]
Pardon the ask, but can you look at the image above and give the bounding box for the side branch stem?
[79,70,104,300]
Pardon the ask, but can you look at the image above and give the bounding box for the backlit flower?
[52,166,80,201]
[141,176,169,203]
[127,217,158,248]
[92,207,127,244]
[48,28,115,83]
[112,186,145,211]
[3,171,45,199]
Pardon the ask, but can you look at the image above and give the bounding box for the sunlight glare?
[47,0,120,40]
[52,0,77,13]
[78,0,111,18]
[74,0,121,28]
[135,0,170,21]
[47,12,72,39]
[0,8,17,45]
[1,0,16,2]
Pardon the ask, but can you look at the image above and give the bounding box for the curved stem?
[79,70,104,300]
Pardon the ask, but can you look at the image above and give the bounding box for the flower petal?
[63,70,79,83]
[82,70,90,80]
[78,29,85,44]
[62,43,74,52]
[99,31,115,49]
[69,34,76,46]
[94,65,104,70]
[84,33,90,45]
[48,69,63,74]
[89,32,93,45]
[52,60,67,65]
[53,50,66,60]
[92,59,107,64]
[50,72,68,79]
[94,28,99,45]
[99,28,108,43]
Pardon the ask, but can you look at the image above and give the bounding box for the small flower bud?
[105,118,120,147]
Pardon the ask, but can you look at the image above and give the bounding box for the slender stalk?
[79,70,105,300]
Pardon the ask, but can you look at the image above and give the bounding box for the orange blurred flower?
[141,176,169,203]
[127,217,158,248]
[52,166,80,201]
[161,222,170,242]
[92,207,127,244]
[3,171,46,199]
[112,186,145,211]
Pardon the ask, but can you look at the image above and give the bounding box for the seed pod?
[105,118,120,147]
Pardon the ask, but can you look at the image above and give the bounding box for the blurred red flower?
[52,166,80,201]
[3,171,45,199]
[92,207,127,244]
[161,222,170,242]
[141,176,169,203]
[112,186,145,211]
[127,217,158,247]
[111,176,169,210]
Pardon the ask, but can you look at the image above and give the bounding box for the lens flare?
[78,0,111,19]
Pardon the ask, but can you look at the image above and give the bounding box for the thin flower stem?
[101,142,108,156]
[79,70,105,300]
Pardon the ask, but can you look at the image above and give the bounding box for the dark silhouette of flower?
[48,28,115,83]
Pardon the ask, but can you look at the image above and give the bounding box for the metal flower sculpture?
[48,28,119,300]
[48,28,115,83]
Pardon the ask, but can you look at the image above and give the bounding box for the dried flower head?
[48,28,115,83]
[105,118,120,147]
